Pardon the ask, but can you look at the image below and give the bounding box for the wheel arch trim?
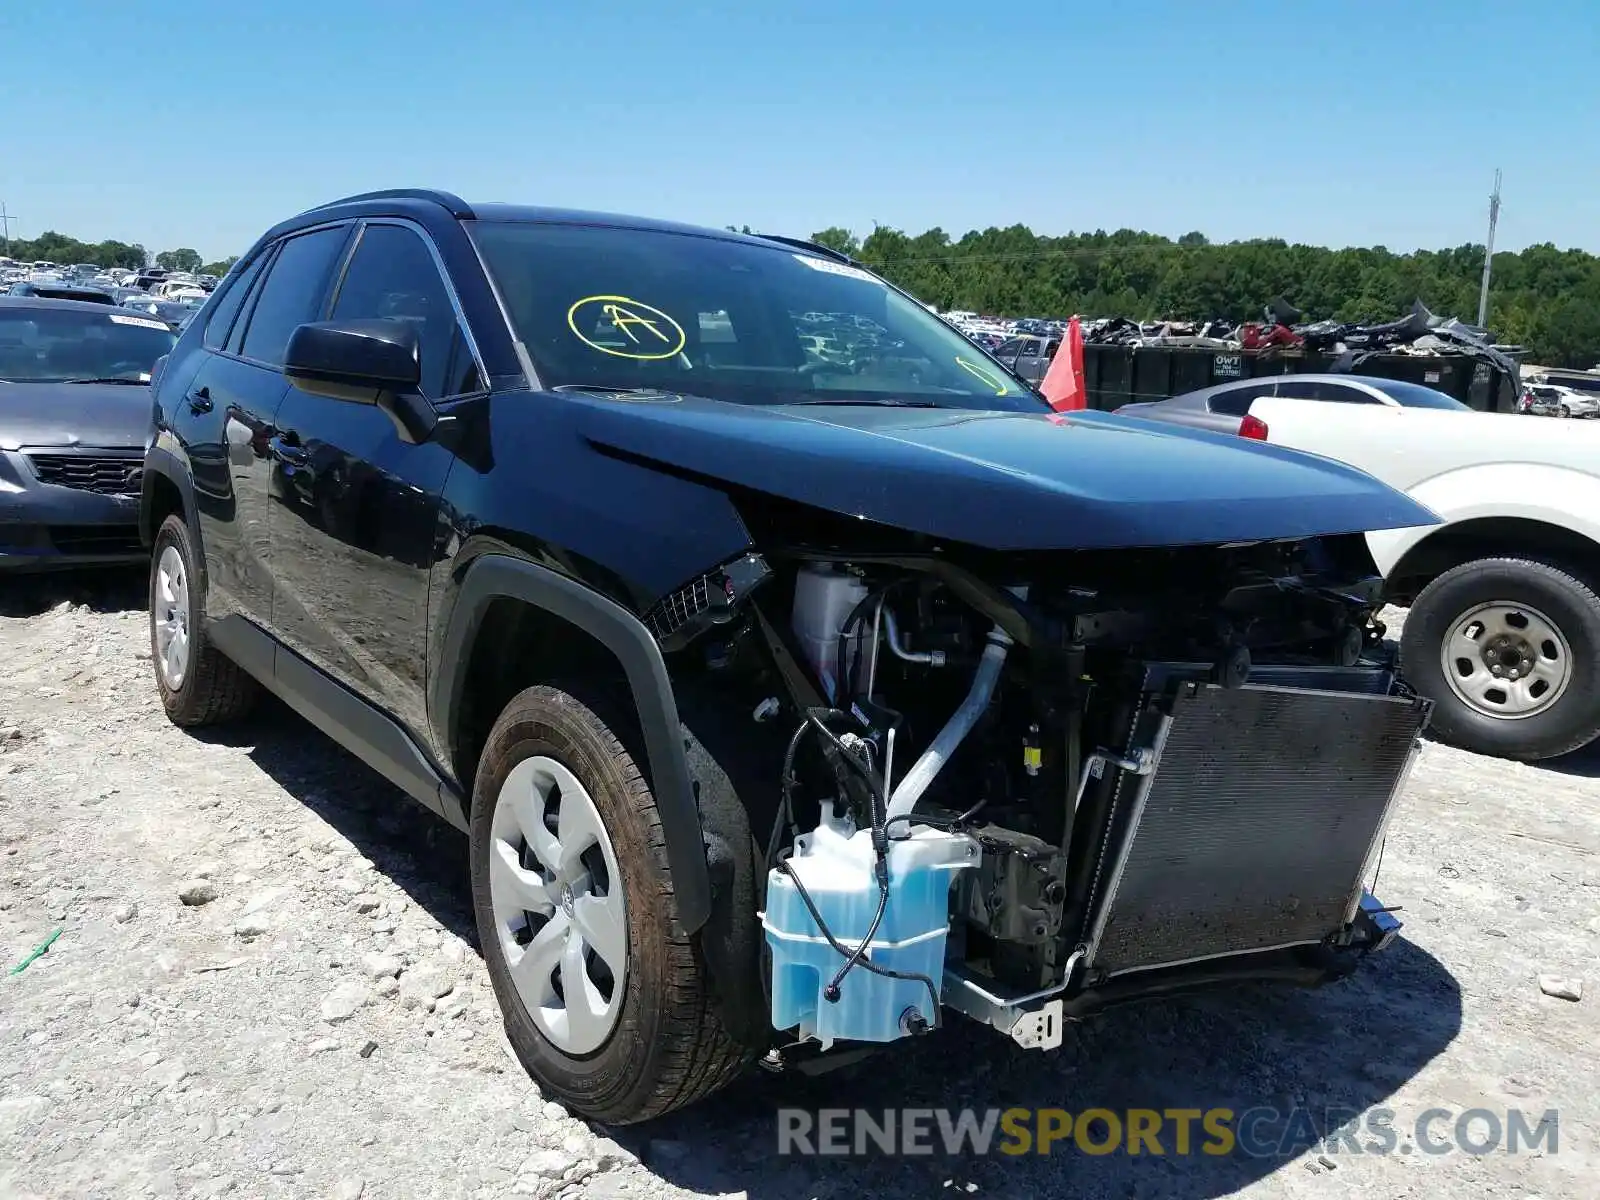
[434,553,712,933]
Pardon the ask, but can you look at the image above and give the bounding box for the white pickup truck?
[1120,372,1600,762]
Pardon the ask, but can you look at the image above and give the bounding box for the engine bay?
[649,527,1426,1055]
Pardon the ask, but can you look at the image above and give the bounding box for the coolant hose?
[885,625,1011,822]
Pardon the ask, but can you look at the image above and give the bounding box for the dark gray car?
[1116,372,1470,435]
[0,297,176,570]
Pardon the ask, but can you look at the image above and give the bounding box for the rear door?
[183,224,352,632]
[268,220,483,739]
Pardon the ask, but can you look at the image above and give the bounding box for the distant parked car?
[1119,373,1600,763]
[1526,384,1600,419]
[122,297,201,328]
[8,281,117,305]
[0,296,176,570]
[1116,372,1469,436]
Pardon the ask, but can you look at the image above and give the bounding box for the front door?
[269,221,482,740]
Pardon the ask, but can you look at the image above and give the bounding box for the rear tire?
[1401,556,1600,761]
[149,514,257,727]
[470,684,756,1124]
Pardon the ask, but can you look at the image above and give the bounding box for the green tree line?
[811,225,1600,368]
[2,229,236,278]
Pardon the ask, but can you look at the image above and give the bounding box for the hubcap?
[489,756,627,1055]
[153,545,191,690]
[1441,601,1572,720]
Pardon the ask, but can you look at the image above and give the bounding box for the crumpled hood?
[562,392,1438,550]
[0,382,152,451]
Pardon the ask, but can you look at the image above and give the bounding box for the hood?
[563,392,1437,551]
[0,382,152,451]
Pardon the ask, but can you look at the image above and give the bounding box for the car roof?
[265,189,838,259]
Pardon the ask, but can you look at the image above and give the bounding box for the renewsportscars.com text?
[776,1106,1560,1159]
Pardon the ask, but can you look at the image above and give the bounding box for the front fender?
[432,553,712,933]
[140,439,200,550]
[1367,462,1600,577]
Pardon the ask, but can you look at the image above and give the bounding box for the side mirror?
[284,319,421,405]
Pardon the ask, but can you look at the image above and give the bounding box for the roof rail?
[754,233,855,264]
[299,188,475,219]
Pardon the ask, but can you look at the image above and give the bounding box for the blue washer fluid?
[763,806,979,1046]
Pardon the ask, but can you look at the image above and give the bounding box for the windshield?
[0,306,176,383]
[469,222,1045,411]
[1367,379,1471,411]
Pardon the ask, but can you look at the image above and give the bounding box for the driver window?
[329,224,472,400]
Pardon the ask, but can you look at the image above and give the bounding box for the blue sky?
[2,1,1596,262]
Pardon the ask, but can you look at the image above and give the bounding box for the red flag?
[1040,316,1086,411]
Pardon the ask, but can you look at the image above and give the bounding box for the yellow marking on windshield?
[955,356,1008,395]
[567,295,687,360]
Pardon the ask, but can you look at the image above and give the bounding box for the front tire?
[149,514,257,727]
[1402,556,1600,760]
[470,685,755,1124]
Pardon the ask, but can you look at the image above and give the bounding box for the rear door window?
[1276,379,1381,403]
[237,226,350,367]
[1208,381,1278,416]
[202,254,268,351]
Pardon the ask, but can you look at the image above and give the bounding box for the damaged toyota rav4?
[141,190,1438,1124]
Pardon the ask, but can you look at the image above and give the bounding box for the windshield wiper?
[61,377,148,386]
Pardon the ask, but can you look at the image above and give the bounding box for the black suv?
[142,189,1435,1124]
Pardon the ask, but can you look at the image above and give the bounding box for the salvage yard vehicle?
[1120,374,1600,762]
[0,296,174,570]
[141,189,1437,1124]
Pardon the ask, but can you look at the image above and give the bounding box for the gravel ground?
[1,575,1597,1200]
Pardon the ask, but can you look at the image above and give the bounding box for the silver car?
[1117,373,1470,435]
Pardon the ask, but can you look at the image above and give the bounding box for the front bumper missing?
[944,888,1404,1051]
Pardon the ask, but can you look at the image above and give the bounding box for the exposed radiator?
[1083,675,1428,980]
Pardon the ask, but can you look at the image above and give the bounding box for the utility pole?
[1476,169,1501,328]
[0,202,15,255]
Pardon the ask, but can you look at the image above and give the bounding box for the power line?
[0,202,15,254]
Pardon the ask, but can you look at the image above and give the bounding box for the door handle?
[186,386,212,414]
[268,433,309,468]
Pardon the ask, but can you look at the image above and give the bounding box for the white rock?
[520,1149,574,1180]
[1538,975,1583,1002]
[439,940,468,965]
[560,1133,590,1158]
[308,1038,340,1054]
[320,981,371,1024]
[112,903,137,923]
[233,919,270,940]
[193,862,221,879]
[334,876,366,895]
[361,953,402,980]
[178,880,218,906]
[399,964,454,1009]
[353,894,381,914]
[374,976,400,998]
[241,887,287,916]
[591,1137,632,1170]
[333,1178,366,1200]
